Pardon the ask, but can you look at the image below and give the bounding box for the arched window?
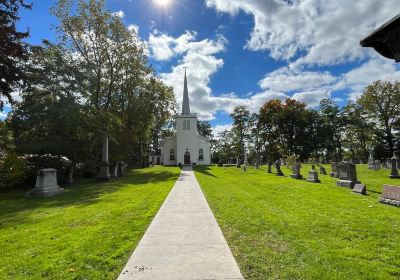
[186,119,190,130]
[170,149,175,160]
[199,148,204,160]
[183,120,187,130]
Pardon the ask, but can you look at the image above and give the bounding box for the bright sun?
[154,0,172,7]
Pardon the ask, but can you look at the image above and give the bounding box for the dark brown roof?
[360,14,400,60]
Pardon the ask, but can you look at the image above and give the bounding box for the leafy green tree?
[342,103,375,162]
[230,105,251,165]
[357,80,400,154]
[319,98,345,161]
[0,0,31,109]
[197,121,213,139]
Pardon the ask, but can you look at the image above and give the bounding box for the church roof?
[182,69,191,114]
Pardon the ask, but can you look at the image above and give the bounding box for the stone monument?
[390,153,400,179]
[379,185,400,207]
[368,150,374,169]
[267,163,272,173]
[319,165,327,175]
[373,160,381,170]
[26,169,64,198]
[290,162,303,179]
[98,133,111,181]
[330,162,338,178]
[352,184,367,195]
[336,161,361,188]
[275,160,284,176]
[307,165,320,183]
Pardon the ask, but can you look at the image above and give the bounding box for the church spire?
[182,69,190,114]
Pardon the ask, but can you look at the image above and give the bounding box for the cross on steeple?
[182,68,190,115]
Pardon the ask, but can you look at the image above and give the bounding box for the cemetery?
[1,0,400,279]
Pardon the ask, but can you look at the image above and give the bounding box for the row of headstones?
[25,161,128,198]
[267,160,400,207]
[26,135,128,198]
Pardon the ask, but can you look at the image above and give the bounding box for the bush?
[0,154,27,190]
[23,154,72,186]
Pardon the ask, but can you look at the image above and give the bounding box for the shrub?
[23,154,72,186]
[0,154,27,190]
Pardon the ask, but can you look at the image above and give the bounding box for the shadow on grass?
[194,165,218,178]
[0,168,179,219]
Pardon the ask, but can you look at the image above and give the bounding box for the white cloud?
[148,30,196,61]
[112,10,125,18]
[259,67,336,92]
[206,0,399,66]
[128,24,139,34]
[212,124,232,138]
[335,58,400,101]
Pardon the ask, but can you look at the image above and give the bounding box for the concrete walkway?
[118,166,243,280]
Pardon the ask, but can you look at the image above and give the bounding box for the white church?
[161,71,211,166]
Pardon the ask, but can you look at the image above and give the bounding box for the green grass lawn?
[0,166,180,280]
[194,164,400,280]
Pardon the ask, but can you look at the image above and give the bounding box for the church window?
[170,149,175,160]
[199,148,204,160]
[183,119,190,130]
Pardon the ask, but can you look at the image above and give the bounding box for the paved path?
[118,166,243,280]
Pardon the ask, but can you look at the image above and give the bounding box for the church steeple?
[182,69,190,115]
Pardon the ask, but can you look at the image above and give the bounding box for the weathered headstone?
[352,184,367,195]
[319,166,327,175]
[98,134,111,181]
[290,162,303,179]
[275,160,284,176]
[117,161,127,177]
[267,163,272,173]
[336,161,361,188]
[330,162,338,178]
[373,160,381,170]
[26,169,64,198]
[390,154,400,179]
[368,150,374,169]
[111,162,118,179]
[385,159,391,169]
[307,165,320,183]
[379,185,400,207]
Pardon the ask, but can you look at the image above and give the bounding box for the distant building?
[161,70,211,165]
[148,152,161,165]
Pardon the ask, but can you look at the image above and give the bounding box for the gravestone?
[368,150,374,169]
[98,134,111,181]
[336,161,361,188]
[390,155,400,179]
[352,184,367,195]
[379,185,400,207]
[319,166,327,175]
[275,160,284,176]
[290,162,303,179]
[117,161,127,177]
[330,162,338,178]
[26,169,64,198]
[267,163,272,173]
[111,162,118,179]
[385,159,391,169]
[373,160,381,170]
[307,165,320,183]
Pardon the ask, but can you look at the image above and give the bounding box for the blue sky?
[9,0,400,133]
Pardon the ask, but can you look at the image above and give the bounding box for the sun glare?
[154,0,172,7]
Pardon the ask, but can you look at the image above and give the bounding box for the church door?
[184,151,190,165]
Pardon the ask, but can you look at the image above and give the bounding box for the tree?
[357,80,400,154]
[0,0,31,109]
[197,121,213,139]
[342,103,375,162]
[230,105,251,165]
[319,98,345,161]
[9,42,96,164]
